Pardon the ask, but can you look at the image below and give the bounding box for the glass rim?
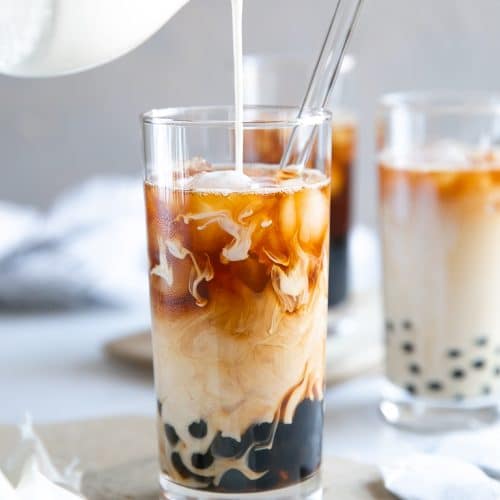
[141,105,332,129]
[379,91,500,114]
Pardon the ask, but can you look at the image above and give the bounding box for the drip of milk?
[231,0,244,174]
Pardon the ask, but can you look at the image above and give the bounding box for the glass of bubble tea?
[378,92,500,432]
[142,106,331,499]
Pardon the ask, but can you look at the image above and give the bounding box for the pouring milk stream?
[231,0,244,174]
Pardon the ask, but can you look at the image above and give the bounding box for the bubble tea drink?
[143,106,331,498]
[378,93,500,431]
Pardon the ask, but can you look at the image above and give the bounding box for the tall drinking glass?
[142,106,331,498]
[378,92,500,431]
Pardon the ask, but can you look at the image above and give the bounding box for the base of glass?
[380,382,500,432]
[160,471,322,500]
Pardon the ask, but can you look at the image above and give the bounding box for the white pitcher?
[0,0,189,77]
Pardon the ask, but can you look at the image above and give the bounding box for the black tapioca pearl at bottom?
[482,386,492,396]
[248,448,271,473]
[475,336,488,347]
[218,469,251,492]
[448,349,462,359]
[402,319,413,331]
[402,342,415,354]
[191,450,214,469]
[250,422,272,443]
[427,381,443,392]
[189,419,208,439]
[472,359,486,370]
[212,434,244,458]
[171,452,211,485]
[184,398,323,493]
[171,452,190,478]
[164,423,179,446]
[409,363,421,375]
[405,383,417,395]
[451,368,466,380]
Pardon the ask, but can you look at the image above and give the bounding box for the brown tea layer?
[380,163,500,209]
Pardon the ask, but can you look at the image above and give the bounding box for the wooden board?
[0,417,393,500]
[106,292,384,386]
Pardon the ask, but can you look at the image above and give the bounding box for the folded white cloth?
[437,427,500,480]
[381,453,500,500]
[0,176,148,308]
[1,415,81,499]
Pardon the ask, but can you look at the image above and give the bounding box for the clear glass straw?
[280,0,364,170]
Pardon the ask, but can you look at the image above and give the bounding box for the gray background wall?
[2,0,500,226]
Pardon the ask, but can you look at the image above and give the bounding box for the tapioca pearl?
[451,368,466,380]
[191,450,214,469]
[494,366,500,376]
[482,386,492,396]
[402,319,413,331]
[408,363,421,375]
[402,342,415,354]
[472,359,486,370]
[250,422,272,442]
[427,381,443,392]
[385,319,394,333]
[171,452,191,478]
[212,434,243,458]
[164,423,180,446]
[475,336,488,347]
[188,419,208,439]
[218,469,250,491]
[405,383,417,395]
[171,452,211,484]
[447,348,462,359]
[248,447,271,473]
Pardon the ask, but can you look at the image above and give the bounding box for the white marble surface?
[0,305,481,468]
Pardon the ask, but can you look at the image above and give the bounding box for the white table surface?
[0,305,477,467]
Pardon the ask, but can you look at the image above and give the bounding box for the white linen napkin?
[437,427,500,480]
[1,415,82,499]
[0,176,148,308]
[381,453,500,500]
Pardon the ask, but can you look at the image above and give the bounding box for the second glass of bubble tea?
[378,92,500,431]
[142,105,331,499]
